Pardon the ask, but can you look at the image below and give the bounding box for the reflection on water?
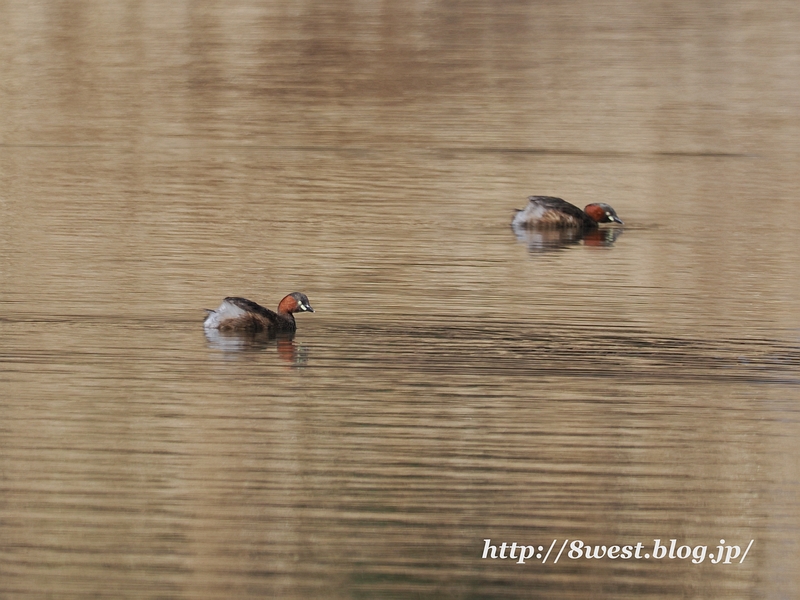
[1,0,800,598]
[512,224,624,252]
[204,328,308,365]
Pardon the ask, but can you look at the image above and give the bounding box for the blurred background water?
[1,1,799,598]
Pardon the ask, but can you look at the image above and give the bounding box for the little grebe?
[204,292,314,333]
[511,196,624,230]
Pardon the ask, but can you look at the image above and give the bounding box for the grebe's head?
[584,203,624,225]
[278,292,315,315]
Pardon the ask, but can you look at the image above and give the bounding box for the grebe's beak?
[301,303,315,313]
[608,214,624,225]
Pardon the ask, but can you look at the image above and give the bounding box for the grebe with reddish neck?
[204,292,314,333]
[512,196,623,230]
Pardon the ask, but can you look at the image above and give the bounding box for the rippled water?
[1,1,799,598]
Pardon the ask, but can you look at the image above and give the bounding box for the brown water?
[2,2,799,598]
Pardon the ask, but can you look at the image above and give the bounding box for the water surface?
[1,1,799,598]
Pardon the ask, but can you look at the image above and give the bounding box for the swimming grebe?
[511,196,624,230]
[204,293,314,333]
